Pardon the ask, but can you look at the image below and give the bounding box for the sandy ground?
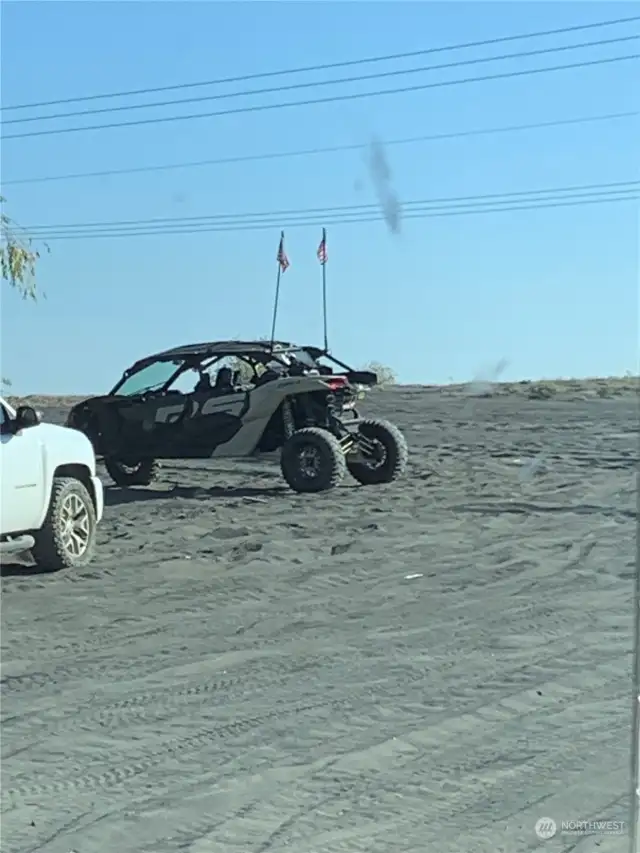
[1,383,637,853]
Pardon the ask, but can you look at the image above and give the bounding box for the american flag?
[317,230,327,265]
[277,233,290,272]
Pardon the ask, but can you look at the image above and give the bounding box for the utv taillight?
[326,377,347,391]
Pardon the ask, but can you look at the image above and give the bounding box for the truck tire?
[31,477,97,570]
[347,418,408,485]
[104,457,159,487]
[280,427,346,493]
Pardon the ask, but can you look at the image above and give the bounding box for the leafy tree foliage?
[1,196,44,301]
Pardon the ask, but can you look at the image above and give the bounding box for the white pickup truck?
[0,397,104,570]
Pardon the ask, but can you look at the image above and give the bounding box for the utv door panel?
[116,395,191,456]
[155,391,250,458]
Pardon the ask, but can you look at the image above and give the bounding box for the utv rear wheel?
[280,428,347,493]
[347,418,408,485]
[104,457,159,487]
[31,477,97,571]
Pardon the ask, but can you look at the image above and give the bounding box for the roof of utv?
[128,340,323,373]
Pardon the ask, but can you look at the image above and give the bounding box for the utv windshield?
[113,360,183,396]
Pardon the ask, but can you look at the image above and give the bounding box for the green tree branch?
[1,196,46,301]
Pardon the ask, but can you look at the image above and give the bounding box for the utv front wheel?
[104,457,159,487]
[31,477,97,570]
[347,418,408,485]
[280,428,347,493]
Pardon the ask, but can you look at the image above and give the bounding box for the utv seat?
[194,374,213,393]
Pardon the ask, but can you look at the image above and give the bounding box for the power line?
[6,35,637,126]
[22,194,639,241]
[22,180,640,234]
[24,180,640,230]
[4,111,636,187]
[30,192,640,237]
[4,54,638,141]
[3,14,639,112]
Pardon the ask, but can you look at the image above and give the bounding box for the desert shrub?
[527,381,557,400]
[362,361,397,388]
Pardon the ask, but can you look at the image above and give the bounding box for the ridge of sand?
[1,387,636,852]
[5,373,638,409]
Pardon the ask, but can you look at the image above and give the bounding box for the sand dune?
[1,383,636,852]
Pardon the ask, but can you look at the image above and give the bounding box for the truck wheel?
[347,418,408,485]
[31,477,97,570]
[104,457,159,487]
[280,427,346,493]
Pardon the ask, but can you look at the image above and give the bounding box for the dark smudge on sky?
[367,137,402,235]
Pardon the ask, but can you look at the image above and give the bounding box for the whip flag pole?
[270,231,290,351]
[317,228,329,352]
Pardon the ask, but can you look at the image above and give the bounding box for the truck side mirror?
[15,405,41,430]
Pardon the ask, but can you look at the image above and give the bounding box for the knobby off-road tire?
[104,458,160,487]
[31,477,97,571]
[280,427,347,493]
[347,418,408,485]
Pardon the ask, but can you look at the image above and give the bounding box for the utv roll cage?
[109,340,377,396]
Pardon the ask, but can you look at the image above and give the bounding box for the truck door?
[0,406,46,534]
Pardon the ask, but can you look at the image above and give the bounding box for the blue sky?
[1,1,638,394]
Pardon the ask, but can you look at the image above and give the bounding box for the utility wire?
[6,34,637,125]
[6,110,635,187]
[29,192,640,237]
[4,54,638,141]
[3,14,639,112]
[22,181,640,234]
[25,188,640,235]
[23,194,639,242]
